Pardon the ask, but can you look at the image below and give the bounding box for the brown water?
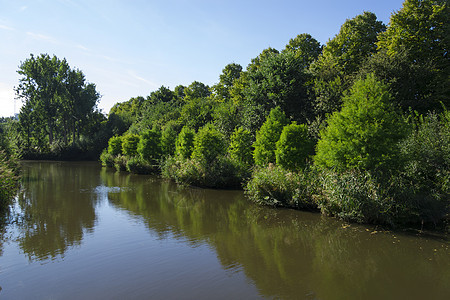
[0,161,449,299]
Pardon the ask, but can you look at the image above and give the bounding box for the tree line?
[2,0,449,227]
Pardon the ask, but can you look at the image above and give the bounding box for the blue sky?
[0,0,405,117]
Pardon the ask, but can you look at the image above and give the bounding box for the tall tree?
[310,12,386,116]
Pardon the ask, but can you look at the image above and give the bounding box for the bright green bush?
[192,124,226,164]
[100,149,115,167]
[122,134,140,156]
[161,125,177,157]
[253,107,289,166]
[245,164,317,209]
[137,129,161,162]
[314,74,408,173]
[107,136,123,155]
[228,127,253,165]
[175,126,195,159]
[275,122,314,171]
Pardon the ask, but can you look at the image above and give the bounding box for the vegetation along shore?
[1,0,448,229]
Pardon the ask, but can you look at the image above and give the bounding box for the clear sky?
[0,0,405,117]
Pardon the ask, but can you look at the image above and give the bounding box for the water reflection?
[101,168,450,300]
[1,162,448,299]
[15,161,99,261]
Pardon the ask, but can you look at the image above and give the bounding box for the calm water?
[0,161,449,299]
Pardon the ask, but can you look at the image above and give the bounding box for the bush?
[137,129,161,162]
[0,151,19,212]
[114,155,128,172]
[315,169,396,225]
[315,74,408,173]
[100,150,115,167]
[126,156,158,174]
[228,127,253,166]
[275,122,314,171]
[108,136,123,155]
[122,134,140,156]
[162,155,250,189]
[175,126,195,159]
[253,107,289,166]
[192,124,226,164]
[245,164,317,209]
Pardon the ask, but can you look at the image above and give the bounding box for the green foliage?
[161,155,250,189]
[161,125,178,157]
[243,50,312,129]
[108,136,123,156]
[126,156,157,174]
[253,107,289,166]
[121,134,140,157]
[212,63,243,101]
[228,127,253,166]
[114,155,128,171]
[100,149,115,167]
[245,164,317,209]
[15,53,101,154]
[137,129,161,162]
[178,97,215,130]
[315,74,408,172]
[315,169,396,225]
[175,127,195,159]
[310,12,386,116]
[275,122,314,171]
[192,124,226,164]
[282,33,322,66]
[0,150,19,212]
[375,0,450,111]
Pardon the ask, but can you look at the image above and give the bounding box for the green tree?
[161,125,178,157]
[253,107,289,166]
[228,127,253,165]
[107,136,123,156]
[175,126,195,159]
[314,74,408,172]
[212,63,243,102]
[184,81,211,100]
[282,33,322,66]
[122,134,140,156]
[192,124,226,164]
[275,122,314,171]
[310,12,386,116]
[138,129,162,161]
[376,0,449,111]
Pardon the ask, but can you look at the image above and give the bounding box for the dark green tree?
[175,126,195,159]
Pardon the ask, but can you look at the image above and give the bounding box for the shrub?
[0,150,19,213]
[275,122,314,171]
[175,126,195,159]
[107,136,123,155]
[100,150,115,167]
[137,129,161,162]
[253,107,289,166]
[192,124,226,164]
[245,164,317,209]
[114,155,128,172]
[228,127,253,165]
[315,169,396,225]
[122,134,140,156]
[161,155,250,189]
[315,74,408,173]
[126,156,158,174]
[161,125,178,157]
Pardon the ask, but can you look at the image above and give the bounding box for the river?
[0,161,448,299]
